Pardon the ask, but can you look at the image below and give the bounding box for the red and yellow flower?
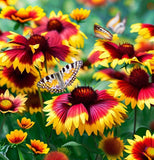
[0,31,77,73]
[88,40,154,68]
[70,8,90,22]
[0,89,26,113]
[17,117,35,129]
[43,86,126,136]
[33,11,87,48]
[125,130,154,160]
[6,129,27,144]
[130,23,154,40]
[0,6,45,23]
[26,139,50,154]
[44,151,69,160]
[99,132,124,160]
[0,66,40,94]
[109,66,154,110]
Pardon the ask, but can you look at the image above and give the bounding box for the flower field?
[0,0,154,159]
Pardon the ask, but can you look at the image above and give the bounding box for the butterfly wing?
[37,72,65,93]
[106,12,121,30]
[113,17,127,34]
[61,60,83,87]
[94,24,113,40]
[37,60,83,93]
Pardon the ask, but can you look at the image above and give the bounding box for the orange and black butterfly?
[37,60,83,93]
[94,23,113,40]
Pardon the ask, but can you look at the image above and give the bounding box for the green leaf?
[62,141,82,147]
[135,127,149,137]
[0,145,9,160]
[14,22,21,30]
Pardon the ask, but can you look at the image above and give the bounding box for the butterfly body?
[37,60,83,93]
[94,23,113,40]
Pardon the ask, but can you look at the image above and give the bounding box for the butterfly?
[94,23,113,40]
[37,60,83,93]
[106,12,127,34]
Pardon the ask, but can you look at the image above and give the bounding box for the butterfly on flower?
[94,23,113,40]
[37,60,83,93]
[106,12,127,34]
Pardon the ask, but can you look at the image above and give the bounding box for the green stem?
[17,146,25,160]
[0,114,6,133]
[37,88,43,108]
[92,134,100,160]
[33,154,36,160]
[133,107,137,137]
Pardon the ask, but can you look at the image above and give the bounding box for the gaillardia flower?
[88,41,135,68]
[26,139,50,154]
[130,23,154,40]
[44,151,69,160]
[17,117,35,129]
[99,132,124,160]
[70,8,90,22]
[33,11,87,48]
[125,130,154,160]
[109,66,154,110]
[0,6,45,23]
[6,129,27,144]
[0,66,40,94]
[43,86,126,136]
[0,31,77,73]
[88,40,154,68]
[0,89,27,113]
[25,92,43,114]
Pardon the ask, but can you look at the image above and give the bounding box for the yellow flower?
[70,8,91,22]
[99,132,124,160]
[26,139,50,154]
[6,129,27,144]
[17,117,35,129]
[0,89,27,113]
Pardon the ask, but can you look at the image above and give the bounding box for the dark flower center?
[118,43,135,58]
[68,86,98,106]
[111,71,127,80]
[0,30,2,36]
[3,67,37,88]
[47,19,63,32]
[0,99,13,111]
[129,68,149,89]
[103,138,123,156]
[28,34,48,52]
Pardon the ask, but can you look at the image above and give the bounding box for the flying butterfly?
[94,23,113,40]
[106,12,127,34]
[37,60,83,93]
